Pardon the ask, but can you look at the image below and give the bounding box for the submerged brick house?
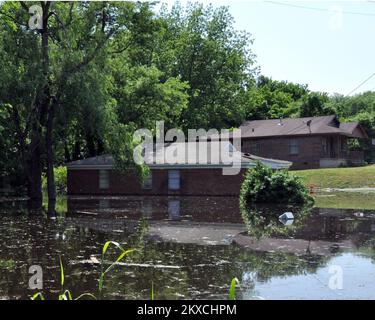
[67,142,291,196]
[239,115,368,170]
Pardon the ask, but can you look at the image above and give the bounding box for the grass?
[314,192,375,210]
[292,165,375,189]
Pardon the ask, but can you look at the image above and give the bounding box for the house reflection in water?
[168,200,181,221]
[66,196,375,254]
[67,196,243,224]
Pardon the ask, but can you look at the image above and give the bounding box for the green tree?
[156,3,256,130]
[0,1,162,209]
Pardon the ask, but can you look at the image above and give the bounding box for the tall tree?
[0,1,158,209]
[156,3,256,130]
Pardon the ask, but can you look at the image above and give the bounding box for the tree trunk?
[27,126,43,209]
[46,103,56,202]
[42,2,56,207]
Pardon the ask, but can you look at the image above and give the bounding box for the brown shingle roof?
[241,115,366,139]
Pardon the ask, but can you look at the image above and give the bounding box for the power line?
[265,1,375,17]
[346,72,375,96]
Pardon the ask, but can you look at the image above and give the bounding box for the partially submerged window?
[168,170,180,190]
[143,172,153,190]
[250,141,260,155]
[289,139,299,155]
[168,200,181,220]
[99,170,109,190]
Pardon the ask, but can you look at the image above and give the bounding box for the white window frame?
[99,170,110,190]
[168,170,180,190]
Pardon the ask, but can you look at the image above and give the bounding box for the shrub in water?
[240,162,313,207]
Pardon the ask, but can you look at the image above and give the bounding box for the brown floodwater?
[0,195,375,300]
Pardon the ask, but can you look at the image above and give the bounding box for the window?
[322,137,329,155]
[168,170,180,190]
[143,172,153,190]
[99,170,109,189]
[289,139,299,155]
[250,141,260,155]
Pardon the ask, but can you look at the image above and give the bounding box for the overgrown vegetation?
[42,167,67,195]
[31,241,135,300]
[240,163,314,207]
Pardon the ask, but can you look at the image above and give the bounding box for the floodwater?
[0,193,375,300]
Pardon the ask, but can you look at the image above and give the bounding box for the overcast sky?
[157,0,375,96]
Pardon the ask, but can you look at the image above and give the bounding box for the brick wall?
[242,136,323,170]
[68,168,247,196]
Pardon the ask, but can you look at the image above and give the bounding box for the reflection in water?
[168,200,181,221]
[0,196,374,299]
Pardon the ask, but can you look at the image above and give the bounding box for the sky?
[156,0,375,96]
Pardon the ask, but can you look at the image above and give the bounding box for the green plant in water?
[151,281,155,300]
[31,241,134,300]
[0,259,16,270]
[229,277,240,300]
[99,241,135,296]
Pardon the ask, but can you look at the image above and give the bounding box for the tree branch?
[19,1,29,13]
[0,10,28,28]
[66,28,118,75]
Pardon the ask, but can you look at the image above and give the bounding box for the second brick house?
[240,115,368,170]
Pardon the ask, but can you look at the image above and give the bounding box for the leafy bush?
[240,162,313,207]
[42,166,67,195]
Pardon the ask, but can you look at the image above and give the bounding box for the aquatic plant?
[99,241,135,296]
[31,241,134,300]
[229,277,240,300]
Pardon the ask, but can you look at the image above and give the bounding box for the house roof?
[66,142,292,170]
[240,115,368,139]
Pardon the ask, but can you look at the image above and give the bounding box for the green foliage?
[42,167,67,195]
[240,162,313,207]
[99,241,136,295]
[31,241,134,300]
[229,277,240,300]
[241,204,312,240]
[0,259,16,270]
[157,3,256,130]
[298,92,332,117]
[245,76,310,120]
[1,0,374,195]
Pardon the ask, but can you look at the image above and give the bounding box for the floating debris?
[279,212,294,226]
